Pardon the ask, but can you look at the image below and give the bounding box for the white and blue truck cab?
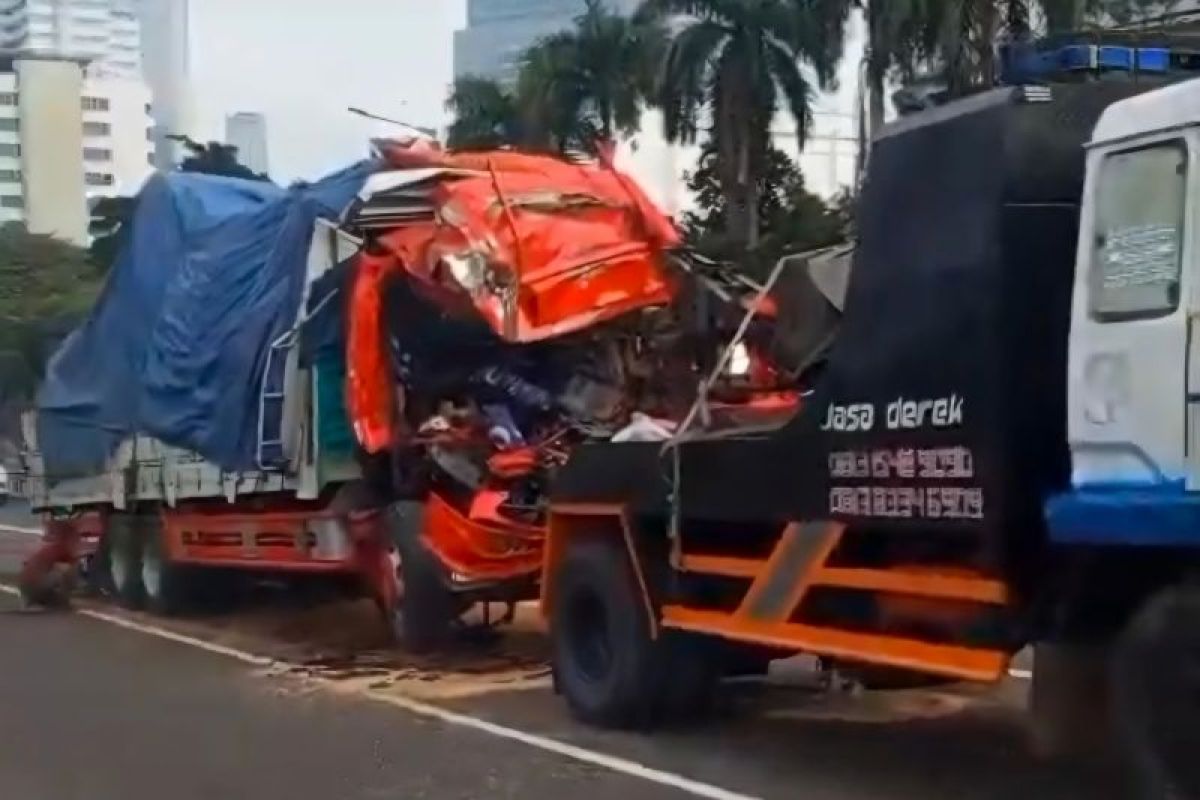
[1057,80,1200,544]
[1043,75,1200,797]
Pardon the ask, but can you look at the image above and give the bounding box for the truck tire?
[551,539,681,729]
[138,512,193,616]
[1111,585,1200,799]
[105,513,144,609]
[386,502,455,653]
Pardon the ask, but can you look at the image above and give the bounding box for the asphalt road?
[0,526,1133,800]
[0,517,36,579]
[0,498,38,532]
[0,591,687,800]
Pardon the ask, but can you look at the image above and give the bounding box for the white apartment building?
[0,53,153,243]
[0,1,195,170]
[0,0,142,76]
[225,111,268,176]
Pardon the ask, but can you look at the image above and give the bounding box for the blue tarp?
[37,163,374,476]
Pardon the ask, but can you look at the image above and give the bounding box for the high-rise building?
[454,0,639,84]
[225,111,269,177]
[137,0,192,169]
[0,53,154,244]
[0,0,143,76]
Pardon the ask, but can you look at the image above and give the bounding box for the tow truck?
[538,42,1200,796]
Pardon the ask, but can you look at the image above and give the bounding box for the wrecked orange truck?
[19,139,829,648]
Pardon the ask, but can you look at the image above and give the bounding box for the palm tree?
[518,0,665,148]
[853,1,934,136]
[849,0,1137,136]
[445,75,524,150]
[1039,0,1181,29]
[929,0,1190,95]
[641,0,835,247]
[516,33,597,150]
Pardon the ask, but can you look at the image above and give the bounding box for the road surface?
[0,527,1132,799]
[0,590,684,800]
[0,498,38,533]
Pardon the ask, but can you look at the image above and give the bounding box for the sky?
[189,0,468,183]
[185,0,862,198]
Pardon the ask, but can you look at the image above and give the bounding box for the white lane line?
[69,607,276,668]
[1007,668,1033,680]
[362,691,758,800]
[0,524,41,536]
[0,582,758,800]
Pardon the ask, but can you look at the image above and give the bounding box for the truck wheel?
[1111,586,1200,799]
[105,513,144,609]
[139,513,193,616]
[386,502,454,653]
[551,539,665,729]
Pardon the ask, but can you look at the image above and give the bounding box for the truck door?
[1068,136,1192,487]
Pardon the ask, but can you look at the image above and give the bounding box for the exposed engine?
[378,257,792,527]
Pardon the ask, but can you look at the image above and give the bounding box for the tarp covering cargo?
[37,163,373,476]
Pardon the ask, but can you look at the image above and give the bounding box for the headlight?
[440,252,486,293]
[727,342,751,377]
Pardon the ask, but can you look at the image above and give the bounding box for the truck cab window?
[1089,140,1188,321]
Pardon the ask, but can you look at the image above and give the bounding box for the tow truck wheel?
[105,513,144,609]
[138,512,192,616]
[551,539,666,729]
[386,502,454,653]
[1111,585,1200,799]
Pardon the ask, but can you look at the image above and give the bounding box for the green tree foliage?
[447,1,665,153]
[641,0,836,248]
[169,135,271,182]
[519,0,665,145]
[1041,0,1187,28]
[445,75,525,150]
[832,0,1186,136]
[88,136,270,276]
[88,195,135,275]
[0,224,101,410]
[683,142,851,278]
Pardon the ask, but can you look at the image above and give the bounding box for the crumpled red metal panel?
[347,251,399,454]
[348,142,683,451]
[374,144,680,341]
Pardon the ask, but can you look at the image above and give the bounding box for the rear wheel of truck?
[551,538,715,728]
[139,511,193,616]
[1111,585,1200,799]
[386,502,455,653]
[105,513,144,609]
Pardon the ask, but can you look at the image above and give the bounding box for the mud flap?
[16,520,79,609]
